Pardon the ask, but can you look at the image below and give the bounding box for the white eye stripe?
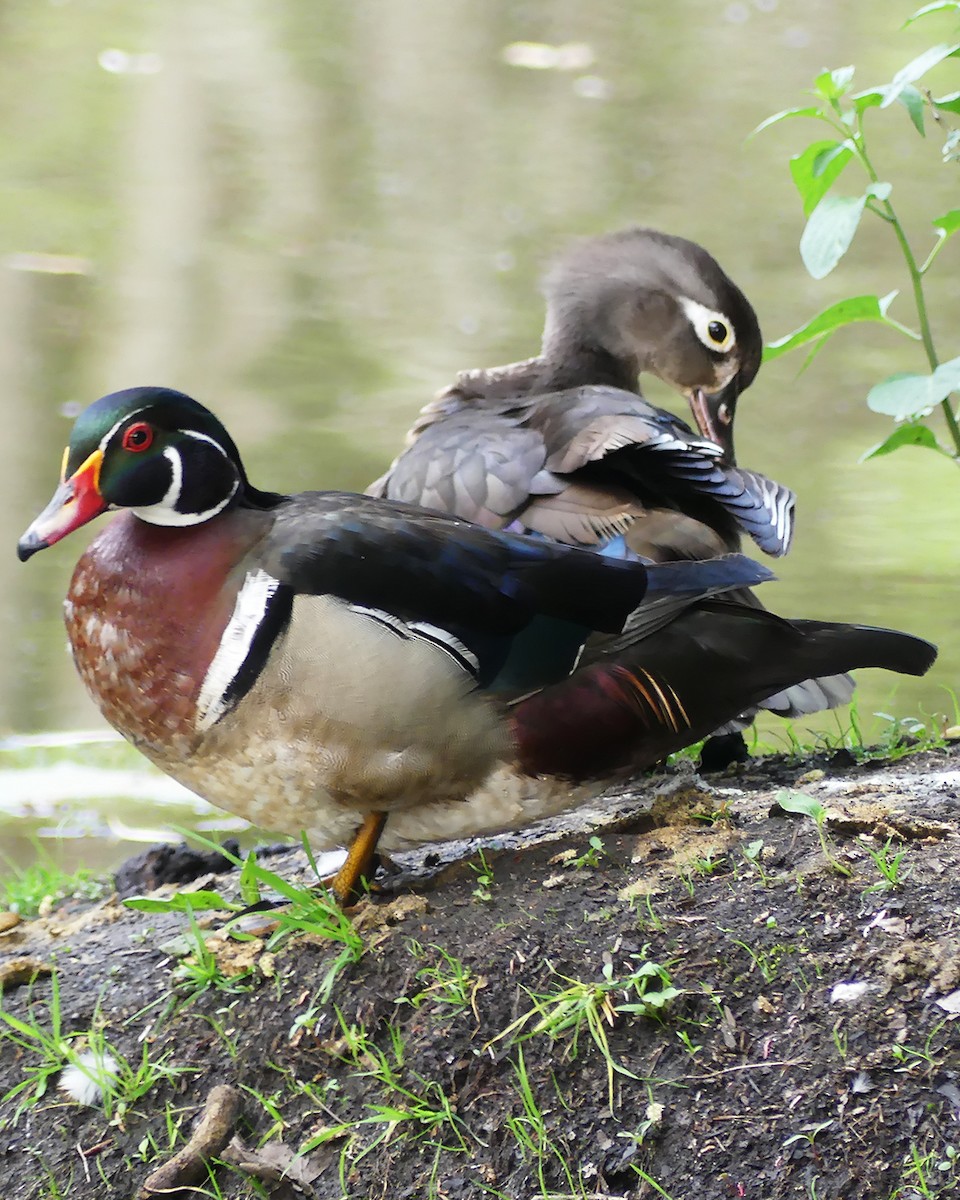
[678,297,736,354]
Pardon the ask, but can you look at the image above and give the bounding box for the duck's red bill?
[17,448,107,561]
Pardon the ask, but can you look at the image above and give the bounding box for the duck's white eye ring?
[679,297,736,353]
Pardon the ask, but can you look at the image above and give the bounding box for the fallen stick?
[138,1084,242,1197]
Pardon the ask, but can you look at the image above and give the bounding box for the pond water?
[1,0,957,874]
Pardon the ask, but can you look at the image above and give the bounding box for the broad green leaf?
[789,140,854,216]
[860,423,946,461]
[763,292,905,362]
[904,1,960,26]
[853,88,886,114]
[933,90,960,114]
[776,790,825,821]
[751,106,823,136]
[897,84,926,134]
[814,66,855,102]
[932,207,960,235]
[799,193,868,278]
[881,43,960,107]
[867,373,933,416]
[867,355,960,416]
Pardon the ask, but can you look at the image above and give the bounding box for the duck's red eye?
[122,422,154,452]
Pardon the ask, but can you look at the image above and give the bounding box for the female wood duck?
[367,227,846,736]
[18,387,936,901]
[368,226,786,559]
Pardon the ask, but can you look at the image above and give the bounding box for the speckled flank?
[175,593,513,846]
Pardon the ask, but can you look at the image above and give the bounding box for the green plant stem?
[852,114,960,460]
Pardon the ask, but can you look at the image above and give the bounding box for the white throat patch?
[130,433,238,527]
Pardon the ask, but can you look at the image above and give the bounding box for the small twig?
[76,1143,91,1184]
[138,1084,242,1198]
[80,1140,113,1158]
[680,1058,806,1083]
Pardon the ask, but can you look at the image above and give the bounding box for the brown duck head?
[537,227,763,463]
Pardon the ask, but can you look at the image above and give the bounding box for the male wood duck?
[18,388,936,901]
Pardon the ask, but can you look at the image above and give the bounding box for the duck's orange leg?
[328,811,388,905]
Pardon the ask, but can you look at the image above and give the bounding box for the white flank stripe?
[196,569,281,730]
[350,605,411,639]
[349,606,480,678]
[408,621,480,675]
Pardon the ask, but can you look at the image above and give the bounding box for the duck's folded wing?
[266,494,772,638]
[366,413,552,528]
[528,386,795,557]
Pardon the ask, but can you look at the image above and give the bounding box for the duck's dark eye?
[122,421,154,453]
[707,320,728,344]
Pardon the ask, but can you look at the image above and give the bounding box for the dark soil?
[2,744,960,1200]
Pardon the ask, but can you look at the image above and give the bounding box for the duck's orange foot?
[326,811,388,906]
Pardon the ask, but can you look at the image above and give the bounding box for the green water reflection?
[1,1,957,865]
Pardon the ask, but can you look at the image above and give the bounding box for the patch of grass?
[489,952,679,1110]
[891,1140,960,1200]
[169,915,260,999]
[630,1167,679,1200]
[504,1046,587,1199]
[0,972,191,1125]
[572,835,606,870]
[864,836,911,891]
[0,853,106,917]
[126,844,365,1005]
[730,936,796,984]
[397,941,483,1020]
[470,850,495,902]
[302,1018,470,1164]
[739,838,775,886]
[629,892,666,933]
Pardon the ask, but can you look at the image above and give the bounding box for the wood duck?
[367,227,847,735]
[369,226,790,563]
[17,388,936,901]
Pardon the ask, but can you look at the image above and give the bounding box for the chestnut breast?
[65,508,271,754]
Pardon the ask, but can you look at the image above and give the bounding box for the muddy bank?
[1,743,959,1199]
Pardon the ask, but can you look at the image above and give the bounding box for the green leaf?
[852,88,886,114]
[881,43,960,107]
[933,90,960,113]
[799,193,868,279]
[897,84,926,134]
[867,355,960,416]
[789,140,854,216]
[124,890,241,914]
[763,292,905,362]
[860,423,947,460]
[814,66,855,102]
[239,852,262,907]
[776,790,826,821]
[932,207,960,235]
[751,106,823,136]
[904,1,960,27]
